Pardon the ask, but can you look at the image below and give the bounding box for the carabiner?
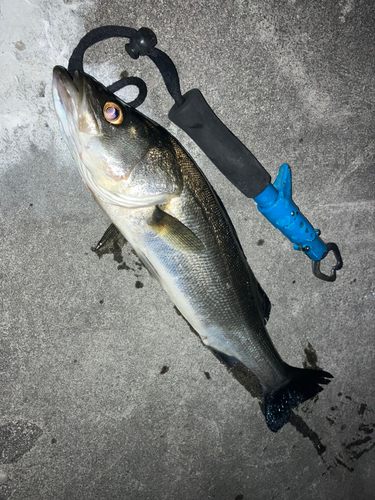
[311,243,343,282]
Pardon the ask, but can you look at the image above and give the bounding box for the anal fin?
[208,347,240,369]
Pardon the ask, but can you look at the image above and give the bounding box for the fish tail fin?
[263,365,333,432]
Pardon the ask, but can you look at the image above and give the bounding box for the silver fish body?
[52,66,332,432]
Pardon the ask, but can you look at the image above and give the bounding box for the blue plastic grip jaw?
[253,164,327,261]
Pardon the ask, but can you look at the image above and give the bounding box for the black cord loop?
[67,25,183,108]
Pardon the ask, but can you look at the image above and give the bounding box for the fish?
[52,65,332,432]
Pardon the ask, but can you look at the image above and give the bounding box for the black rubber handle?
[169,89,270,198]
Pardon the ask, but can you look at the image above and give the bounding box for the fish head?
[52,66,182,208]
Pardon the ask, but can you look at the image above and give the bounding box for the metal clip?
[311,243,343,282]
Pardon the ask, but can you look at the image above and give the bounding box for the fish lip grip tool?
[67,26,343,282]
[253,164,343,281]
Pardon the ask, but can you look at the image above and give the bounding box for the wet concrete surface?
[1,0,374,498]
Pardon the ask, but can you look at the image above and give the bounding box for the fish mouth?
[52,66,88,109]
[53,66,101,136]
[52,66,80,124]
[52,66,101,192]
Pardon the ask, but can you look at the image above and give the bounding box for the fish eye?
[103,102,123,125]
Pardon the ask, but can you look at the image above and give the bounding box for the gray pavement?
[1,0,374,498]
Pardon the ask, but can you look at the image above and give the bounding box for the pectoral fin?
[148,207,204,254]
[92,223,127,262]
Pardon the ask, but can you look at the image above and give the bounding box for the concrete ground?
[1,0,374,498]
